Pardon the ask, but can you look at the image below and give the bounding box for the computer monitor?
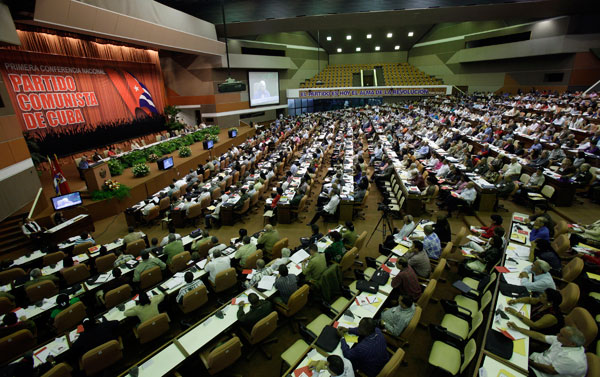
[51,192,83,211]
[157,156,174,170]
[204,140,214,150]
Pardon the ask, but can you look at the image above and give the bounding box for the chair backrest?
[214,268,237,293]
[586,353,600,377]
[249,311,278,344]
[205,336,242,374]
[43,251,66,266]
[0,268,26,285]
[211,188,222,200]
[180,285,208,314]
[0,296,14,315]
[399,305,422,341]
[554,220,569,237]
[439,242,453,260]
[61,265,90,285]
[169,251,191,273]
[54,301,87,333]
[73,242,93,256]
[244,249,263,270]
[159,197,170,211]
[137,313,170,344]
[553,233,571,255]
[270,238,288,259]
[187,203,203,219]
[468,309,484,338]
[95,253,117,274]
[249,192,259,208]
[179,184,188,197]
[340,247,358,272]
[234,198,250,214]
[376,348,405,377]
[562,257,584,282]
[565,307,598,347]
[25,279,58,303]
[41,362,73,377]
[145,206,159,221]
[519,174,531,184]
[459,338,477,373]
[80,339,122,376]
[196,241,213,260]
[283,284,309,317]
[417,279,437,311]
[125,239,146,257]
[560,282,580,314]
[541,185,555,199]
[0,329,36,364]
[354,231,368,253]
[104,284,132,309]
[431,258,446,281]
[200,195,212,210]
[140,266,162,290]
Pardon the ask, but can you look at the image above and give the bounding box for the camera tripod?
[366,209,394,247]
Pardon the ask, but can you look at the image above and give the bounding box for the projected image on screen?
[248,71,279,107]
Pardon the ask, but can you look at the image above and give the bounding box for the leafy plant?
[206,134,219,142]
[132,162,150,177]
[91,185,131,201]
[164,105,186,131]
[119,150,146,168]
[107,159,124,176]
[147,153,160,162]
[179,146,192,158]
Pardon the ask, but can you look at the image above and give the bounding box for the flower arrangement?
[147,153,160,162]
[132,162,150,177]
[107,159,124,176]
[206,134,219,142]
[91,180,130,201]
[179,146,192,158]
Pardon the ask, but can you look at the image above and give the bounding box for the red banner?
[0,50,165,133]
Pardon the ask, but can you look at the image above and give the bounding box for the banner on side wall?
[287,85,451,99]
[0,50,165,133]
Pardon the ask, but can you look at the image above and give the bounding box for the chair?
[339,247,358,275]
[61,265,90,285]
[25,279,58,303]
[233,198,250,221]
[553,234,572,257]
[158,197,171,214]
[0,296,14,315]
[280,339,311,375]
[354,231,368,254]
[41,362,73,377]
[208,268,237,293]
[73,242,93,256]
[586,353,600,377]
[275,284,310,332]
[290,195,308,222]
[104,284,132,309]
[0,329,36,364]
[564,307,598,347]
[199,336,243,375]
[134,313,170,344]
[383,305,422,348]
[417,279,437,312]
[440,300,484,341]
[353,190,369,220]
[139,266,162,290]
[186,203,204,226]
[169,251,191,274]
[454,290,493,317]
[560,282,580,314]
[95,253,116,274]
[0,267,26,285]
[143,206,160,225]
[375,348,405,377]
[428,329,476,376]
[243,249,263,270]
[269,238,288,260]
[125,239,146,257]
[554,220,569,237]
[178,284,208,314]
[54,301,87,333]
[561,257,584,283]
[528,185,555,209]
[240,311,278,359]
[43,251,66,266]
[80,339,123,376]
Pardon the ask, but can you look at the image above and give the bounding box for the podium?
[83,161,111,192]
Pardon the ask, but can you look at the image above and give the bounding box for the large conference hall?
[1,0,600,376]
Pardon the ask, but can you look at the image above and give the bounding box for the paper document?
[257,275,277,290]
[503,273,523,286]
[290,249,310,264]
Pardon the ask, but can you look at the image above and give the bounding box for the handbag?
[315,325,340,352]
[356,279,379,294]
[370,270,390,285]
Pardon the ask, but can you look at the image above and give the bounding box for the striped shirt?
[274,275,298,303]
[176,279,205,304]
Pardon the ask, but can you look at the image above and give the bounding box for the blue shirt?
[520,266,556,293]
[341,327,389,377]
[423,233,442,259]
[530,227,550,242]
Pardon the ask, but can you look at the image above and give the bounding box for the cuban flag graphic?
[105,68,158,118]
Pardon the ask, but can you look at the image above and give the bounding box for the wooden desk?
[43,214,94,244]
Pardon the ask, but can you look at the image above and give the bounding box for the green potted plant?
[178,146,192,158]
[164,105,186,131]
[107,159,124,176]
[132,162,150,177]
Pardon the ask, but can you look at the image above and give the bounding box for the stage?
[34,125,256,225]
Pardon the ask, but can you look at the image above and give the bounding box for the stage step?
[0,213,31,258]
[0,238,32,256]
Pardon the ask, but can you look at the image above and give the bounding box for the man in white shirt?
[141,200,158,216]
[22,218,42,238]
[307,189,340,225]
[444,182,477,216]
[309,355,355,377]
[204,249,230,283]
[208,237,227,256]
[506,324,587,377]
[503,157,522,179]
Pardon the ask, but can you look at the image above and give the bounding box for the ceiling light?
[356,47,361,52]
[394,45,400,50]
[408,31,414,37]
[386,32,393,38]
[337,48,342,53]
[366,34,372,39]
[326,36,332,41]
[346,35,352,40]
[375,46,380,51]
